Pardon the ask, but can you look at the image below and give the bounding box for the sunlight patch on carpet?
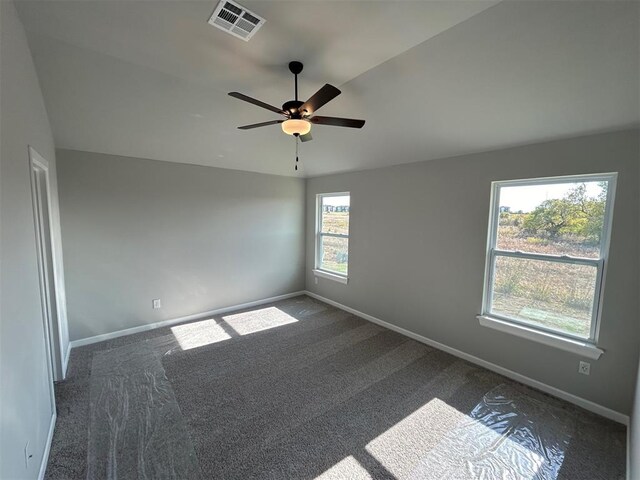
[171,319,232,351]
[223,306,298,335]
[365,397,466,478]
[316,455,372,480]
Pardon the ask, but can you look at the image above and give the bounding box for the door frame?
[28,146,66,382]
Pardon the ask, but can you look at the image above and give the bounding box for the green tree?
[523,198,576,238]
[522,183,607,244]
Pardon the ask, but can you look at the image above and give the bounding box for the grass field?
[319,212,349,274]
[492,216,599,338]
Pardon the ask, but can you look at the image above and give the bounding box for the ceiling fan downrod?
[289,61,303,102]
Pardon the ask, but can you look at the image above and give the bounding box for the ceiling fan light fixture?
[281,119,311,136]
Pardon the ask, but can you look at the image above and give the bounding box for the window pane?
[496,181,608,259]
[320,235,348,275]
[321,195,350,235]
[490,255,598,338]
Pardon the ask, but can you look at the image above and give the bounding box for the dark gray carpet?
[45,295,626,479]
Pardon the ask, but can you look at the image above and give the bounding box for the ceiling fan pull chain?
[295,135,300,171]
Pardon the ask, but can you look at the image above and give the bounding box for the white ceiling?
[17,0,639,177]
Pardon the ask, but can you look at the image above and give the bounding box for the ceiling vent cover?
[208,1,265,41]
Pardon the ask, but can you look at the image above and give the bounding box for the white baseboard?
[304,291,629,426]
[627,423,631,480]
[38,412,56,480]
[62,344,71,379]
[69,291,306,349]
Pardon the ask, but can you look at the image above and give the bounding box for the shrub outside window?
[482,173,617,342]
[316,193,350,277]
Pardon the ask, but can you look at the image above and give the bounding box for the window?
[481,173,616,347]
[315,193,350,282]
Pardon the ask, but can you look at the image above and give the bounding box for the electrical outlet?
[314,277,318,285]
[24,441,32,468]
[152,299,161,309]
[578,361,591,375]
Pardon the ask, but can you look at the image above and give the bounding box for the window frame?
[315,192,350,281]
[481,173,617,345]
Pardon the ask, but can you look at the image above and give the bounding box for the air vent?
[208,1,265,41]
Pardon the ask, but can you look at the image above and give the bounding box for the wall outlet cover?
[578,361,591,375]
[152,299,161,309]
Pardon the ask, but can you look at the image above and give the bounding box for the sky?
[499,181,605,213]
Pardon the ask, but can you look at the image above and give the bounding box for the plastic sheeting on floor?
[409,383,572,479]
[87,342,202,479]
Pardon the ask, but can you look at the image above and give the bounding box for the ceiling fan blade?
[299,84,341,116]
[238,120,284,130]
[300,132,313,142]
[310,116,365,128]
[229,92,285,115]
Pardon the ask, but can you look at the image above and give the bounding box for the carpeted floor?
[45,295,626,479]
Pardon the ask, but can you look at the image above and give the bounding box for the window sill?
[313,269,348,284]
[476,315,603,360]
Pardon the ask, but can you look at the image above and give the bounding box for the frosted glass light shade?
[282,119,311,136]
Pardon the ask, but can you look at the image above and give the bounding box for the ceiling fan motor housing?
[282,100,304,117]
[288,61,303,75]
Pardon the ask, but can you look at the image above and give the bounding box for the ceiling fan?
[228,61,365,143]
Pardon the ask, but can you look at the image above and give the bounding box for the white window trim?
[315,192,350,282]
[313,269,348,284]
[479,172,617,355]
[477,315,604,359]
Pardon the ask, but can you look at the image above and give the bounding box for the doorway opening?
[29,146,65,383]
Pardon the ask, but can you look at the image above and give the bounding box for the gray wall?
[57,150,305,341]
[306,129,639,415]
[0,1,68,477]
